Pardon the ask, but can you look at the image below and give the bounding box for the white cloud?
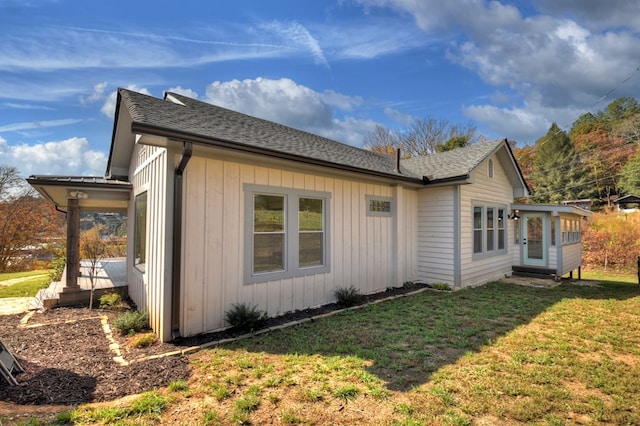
[463,98,583,143]
[384,107,414,125]
[0,137,106,177]
[166,86,198,99]
[356,0,640,142]
[101,85,152,118]
[204,77,376,146]
[205,77,334,129]
[80,81,108,105]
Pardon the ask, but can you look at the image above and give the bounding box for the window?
[245,185,330,283]
[560,217,581,244]
[473,203,507,257]
[134,191,147,271]
[488,159,494,178]
[366,195,392,217]
[253,195,285,273]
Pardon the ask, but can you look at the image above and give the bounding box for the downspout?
[171,141,193,339]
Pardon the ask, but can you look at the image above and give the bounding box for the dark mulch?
[0,283,430,407]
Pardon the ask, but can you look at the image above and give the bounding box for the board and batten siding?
[127,144,174,342]
[179,155,418,337]
[459,154,516,287]
[416,186,456,285]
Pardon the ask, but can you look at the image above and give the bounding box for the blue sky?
[1,0,639,177]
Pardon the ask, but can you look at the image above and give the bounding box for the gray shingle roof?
[401,139,506,181]
[118,89,514,185]
[119,89,422,181]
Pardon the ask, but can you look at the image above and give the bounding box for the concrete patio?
[31,257,128,310]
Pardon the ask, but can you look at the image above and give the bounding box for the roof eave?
[131,122,427,185]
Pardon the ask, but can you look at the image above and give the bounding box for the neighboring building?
[562,199,591,211]
[28,89,592,342]
[613,194,640,214]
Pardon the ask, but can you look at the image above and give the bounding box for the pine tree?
[531,123,589,204]
[618,149,640,195]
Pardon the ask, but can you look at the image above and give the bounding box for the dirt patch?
[0,283,432,414]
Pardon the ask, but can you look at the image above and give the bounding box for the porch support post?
[64,197,81,292]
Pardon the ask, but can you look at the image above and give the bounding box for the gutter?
[171,141,193,339]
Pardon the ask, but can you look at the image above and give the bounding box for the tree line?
[364,97,640,209]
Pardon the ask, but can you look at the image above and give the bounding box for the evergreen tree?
[531,123,589,204]
[618,149,640,195]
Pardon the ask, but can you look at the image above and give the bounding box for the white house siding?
[549,241,559,271]
[127,144,174,342]
[416,186,456,285]
[179,154,418,336]
[459,155,516,287]
[559,243,583,275]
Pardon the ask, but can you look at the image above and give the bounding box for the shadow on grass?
[219,280,639,391]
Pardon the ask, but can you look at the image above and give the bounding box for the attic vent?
[165,94,186,106]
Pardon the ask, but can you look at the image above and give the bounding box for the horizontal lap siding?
[417,186,455,284]
[560,243,582,275]
[181,156,414,336]
[128,145,172,341]
[460,155,515,287]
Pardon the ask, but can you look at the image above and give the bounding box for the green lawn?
[60,277,640,425]
[0,269,52,298]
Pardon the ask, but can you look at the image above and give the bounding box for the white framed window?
[488,159,494,178]
[473,203,507,257]
[244,185,330,284]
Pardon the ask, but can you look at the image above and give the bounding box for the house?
[28,89,591,342]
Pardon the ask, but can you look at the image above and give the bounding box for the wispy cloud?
[0,118,82,133]
[261,21,328,66]
[2,103,54,110]
[0,25,302,72]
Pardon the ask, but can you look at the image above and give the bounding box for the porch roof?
[511,203,593,218]
[26,175,132,211]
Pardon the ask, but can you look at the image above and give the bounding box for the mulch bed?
[0,283,430,408]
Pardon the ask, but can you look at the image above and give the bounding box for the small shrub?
[430,283,451,291]
[99,292,123,309]
[334,285,364,307]
[50,255,66,282]
[130,332,156,348]
[402,281,419,290]
[225,303,268,332]
[112,310,149,335]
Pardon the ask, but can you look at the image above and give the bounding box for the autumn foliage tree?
[582,212,640,271]
[0,166,65,272]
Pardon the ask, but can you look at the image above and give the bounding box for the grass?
[37,277,640,424]
[0,269,52,298]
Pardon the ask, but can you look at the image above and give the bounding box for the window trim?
[472,202,508,259]
[244,184,331,284]
[134,190,148,273]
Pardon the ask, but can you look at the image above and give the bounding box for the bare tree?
[363,125,402,154]
[363,118,480,157]
[616,112,640,145]
[0,166,26,201]
[80,225,108,309]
